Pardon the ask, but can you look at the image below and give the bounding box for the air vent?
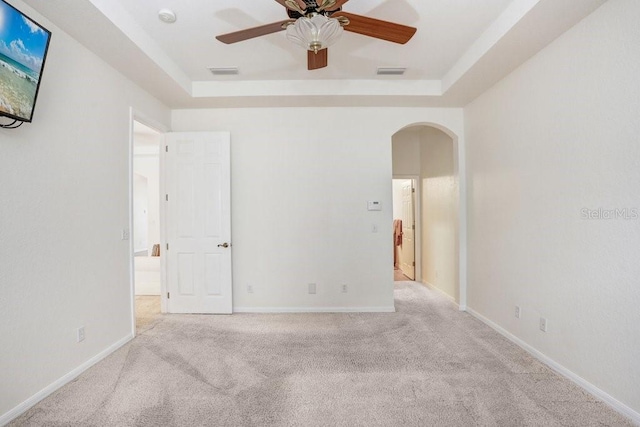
[377,67,406,76]
[208,67,239,76]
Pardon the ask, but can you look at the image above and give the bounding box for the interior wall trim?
[466,308,640,426]
[422,280,458,306]
[233,306,396,314]
[0,334,134,427]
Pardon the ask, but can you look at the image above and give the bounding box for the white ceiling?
[23,0,607,108]
[118,0,513,81]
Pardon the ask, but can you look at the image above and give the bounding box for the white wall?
[465,0,640,417]
[392,128,421,176]
[0,0,170,421]
[420,128,457,301]
[172,108,464,311]
[391,180,406,221]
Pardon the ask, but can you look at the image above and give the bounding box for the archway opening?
[392,124,462,305]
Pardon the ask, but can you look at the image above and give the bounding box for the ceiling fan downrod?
[285,0,341,17]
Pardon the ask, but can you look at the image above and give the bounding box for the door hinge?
[165,194,169,202]
[412,224,415,230]
[412,187,415,193]
[165,145,168,152]
[167,292,170,299]
[166,243,169,251]
[412,261,415,267]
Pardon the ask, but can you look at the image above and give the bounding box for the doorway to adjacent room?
[391,124,460,305]
[392,178,416,281]
[132,120,163,333]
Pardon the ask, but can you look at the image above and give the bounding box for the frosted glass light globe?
[286,15,344,53]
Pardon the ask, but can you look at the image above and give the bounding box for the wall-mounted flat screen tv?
[0,0,51,123]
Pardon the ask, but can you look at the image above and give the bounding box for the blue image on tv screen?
[0,0,51,122]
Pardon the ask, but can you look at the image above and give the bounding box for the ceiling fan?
[215,0,417,70]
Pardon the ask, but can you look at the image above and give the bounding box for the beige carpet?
[135,295,161,334]
[10,283,632,426]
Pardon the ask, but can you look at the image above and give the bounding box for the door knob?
[217,242,230,248]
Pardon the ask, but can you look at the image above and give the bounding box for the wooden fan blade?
[332,12,416,44]
[216,20,292,44]
[308,49,328,70]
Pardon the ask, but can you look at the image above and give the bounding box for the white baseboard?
[0,334,134,427]
[233,306,396,313]
[466,308,640,426]
[421,281,460,308]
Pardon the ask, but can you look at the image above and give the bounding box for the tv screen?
[0,0,51,123]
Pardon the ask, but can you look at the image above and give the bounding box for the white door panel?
[400,180,415,280]
[165,132,232,314]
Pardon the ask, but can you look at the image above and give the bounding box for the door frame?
[128,108,170,337]
[392,175,421,282]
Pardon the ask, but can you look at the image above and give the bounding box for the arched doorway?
[391,123,463,307]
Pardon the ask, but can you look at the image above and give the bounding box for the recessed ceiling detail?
[22,0,609,107]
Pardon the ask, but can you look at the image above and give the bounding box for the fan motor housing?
[286,3,342,19]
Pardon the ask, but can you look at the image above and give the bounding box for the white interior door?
[400,180,415,280]
[165,132,232,314]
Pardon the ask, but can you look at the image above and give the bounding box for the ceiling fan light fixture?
[286,14,343,53]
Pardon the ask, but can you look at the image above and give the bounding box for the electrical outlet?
[515,306,521,319]
[308,283,316,294]
[539,317,548,332]
[121,229,130,241]
[247,285,254,294]
[77,327,85,343]
[341,284,348,293]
